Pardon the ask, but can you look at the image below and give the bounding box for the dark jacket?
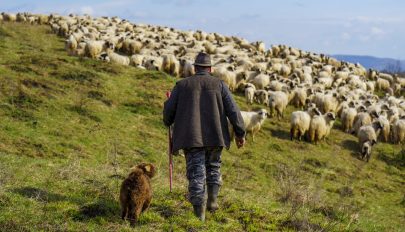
[163,71,245,152]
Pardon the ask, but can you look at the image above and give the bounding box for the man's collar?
[196,70,210,75]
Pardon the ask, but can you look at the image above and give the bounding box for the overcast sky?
[1,0,404,59]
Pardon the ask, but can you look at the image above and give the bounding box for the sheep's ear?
[144,164,151,173]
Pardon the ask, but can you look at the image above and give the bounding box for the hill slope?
[0,22,404,232]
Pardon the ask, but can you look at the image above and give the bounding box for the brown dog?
[120,163,156,226]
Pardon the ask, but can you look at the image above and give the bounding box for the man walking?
[163,52,246,221]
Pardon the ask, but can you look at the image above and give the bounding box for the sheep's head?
[362,140,376,159]
[364,100,373,107]
[135,163,156,179]
[370,110,380,119]
[373,120,384,131]
[357,105,367,113]
[98,53,109,62]
[326,112,336,121]
[257,109,268,119]
[381,104,389,111]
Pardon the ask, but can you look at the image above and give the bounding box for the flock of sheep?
[1,12,404,161]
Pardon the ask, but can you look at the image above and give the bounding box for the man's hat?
[194,52,212,67]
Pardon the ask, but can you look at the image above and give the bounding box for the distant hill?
[332,54,405,72]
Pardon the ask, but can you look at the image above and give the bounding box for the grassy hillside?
[0,22,403,232]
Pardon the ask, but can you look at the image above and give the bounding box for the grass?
[0,21,404,232]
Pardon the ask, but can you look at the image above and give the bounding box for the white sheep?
[237,109,268,141]
[162,54,180,77]
[212,67,245,92]
[360,140,377,162]
[357,121,383,147]
[250,73,270,90]
[244,83,256,105]
[290,107,320,141]
[99,51,130,66]
[254,90,268,105]
[144,57,163,71]
[1,13,16,22]
[130,54,144,67]
[291,87,307,109]
[308,112,336,143]
[351,112,372,135]
[376,78,390,91]
[85,40,112,59]
[268,91,288,119]
[179,59,195,78]
[391,119,405,144]
[341,107,357,133]
[378,116,390,142]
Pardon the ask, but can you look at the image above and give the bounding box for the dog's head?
[136,163,156,178]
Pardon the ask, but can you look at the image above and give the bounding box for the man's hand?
[235,136,245,148]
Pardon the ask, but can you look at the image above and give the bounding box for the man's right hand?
[235,137,245,148]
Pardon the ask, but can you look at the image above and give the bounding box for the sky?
[1,0,405,59]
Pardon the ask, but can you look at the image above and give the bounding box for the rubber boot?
[207,184,219,212]
[193,204,205,221]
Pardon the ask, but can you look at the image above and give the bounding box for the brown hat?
[194,52,212,67]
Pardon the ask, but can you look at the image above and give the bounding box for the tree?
[383,60,402,74]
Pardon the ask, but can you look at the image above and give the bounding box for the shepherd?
[163,52,246,221]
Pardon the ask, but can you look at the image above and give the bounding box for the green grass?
[0,22,404,232]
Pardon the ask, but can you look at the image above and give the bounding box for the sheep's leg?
[290,128,294,141]
[142,198,151,212]
[309,130,314,143]
[130,201,143,227]
[121,205,128,220]
[128,201,136,225]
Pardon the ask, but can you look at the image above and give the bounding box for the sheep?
[290,107,320,141]
[254,90,268,105]
[253,41,265,53]
[366,81,375,93]
[244,83,256,105]
[212,67,245,92]
[85,40,112,59]
[376,78,390,91]
[290,87,307,109]
[391,119,405,144]
[1,13,16,22]
[279,64,291,77]
[162,54,180,77]
[351,112,372,135]
[268,91,288,119]
[267,80,284,91]
[130,54,144,67]
[122,39,143,55]
[236,109,268,141]
[378,72,394,83]
[250,73,270,90]
[357,121,383,146]
[179,59,195,78]
[99,51,130,66]
[360,140,377,162]
[341,107,357,133]
[308,112,336,143]
[65,35,77,55]
[378,115,390,142]
[144,57,163,71]
[16,13,26,22]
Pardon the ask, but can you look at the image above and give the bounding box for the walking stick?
[166,91,173,193]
